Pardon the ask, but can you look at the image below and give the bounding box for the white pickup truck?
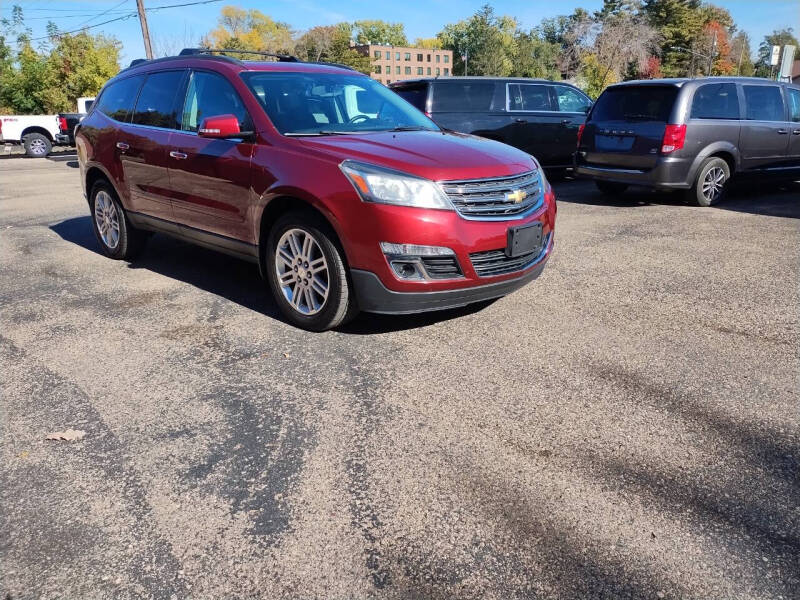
[1,97,95,158]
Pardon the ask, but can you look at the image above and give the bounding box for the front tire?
[23,133,52,158]
[688,157,730,207]
[89,180,147,260]
[266,212,358,331]
[595,180,628,196]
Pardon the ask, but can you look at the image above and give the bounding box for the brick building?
[354,44,454,85]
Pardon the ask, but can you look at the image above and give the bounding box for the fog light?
[390,261,423,279]
[380,242,454,256]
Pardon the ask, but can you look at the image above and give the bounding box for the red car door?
[118,69,187,223]
[168,69,255,244]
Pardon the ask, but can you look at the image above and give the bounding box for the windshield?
[240,71,439,136]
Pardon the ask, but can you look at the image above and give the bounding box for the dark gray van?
[574,77,800,206]
[390,77,592,170]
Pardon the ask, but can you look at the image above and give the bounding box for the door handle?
[776,129,788,134]
[514,118,527,123]
[793,129,800,135]
[116,142,129,151]
[169,151,187,160]
[561,119,572,125]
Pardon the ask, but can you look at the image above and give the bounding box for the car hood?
[292,130,535,181]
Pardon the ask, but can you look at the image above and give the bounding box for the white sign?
[770,45,781,66]
[779,45,796,79]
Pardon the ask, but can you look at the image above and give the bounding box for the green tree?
[730,31,753,76]
[511,31,561,79]
[328,24,370,73]
[352,20,407,46]
[437,5,517,76]
[413,37,442,49]
[642,0,703,76]
[202,6,294,53]
[294,25,338,62]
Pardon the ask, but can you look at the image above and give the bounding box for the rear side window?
[132,70,186,129]
[95,76,144,122]
[508,84,552,111]
[591,86,678,122]
[554,85,591,113]
[743,85,784,121]
[788,88,800,123]
[691,83,739,119]
[393,84,428,111]
[181,71,251,132]
[432,82,496,112]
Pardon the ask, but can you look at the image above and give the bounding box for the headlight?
[340,160,453,210]
[529,154,551,194]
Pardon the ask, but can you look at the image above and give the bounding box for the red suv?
[77,49,557,330]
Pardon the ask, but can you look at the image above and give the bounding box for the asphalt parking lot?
[1,155,798,600]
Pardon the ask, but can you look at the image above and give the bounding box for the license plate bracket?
[506,222,543,258]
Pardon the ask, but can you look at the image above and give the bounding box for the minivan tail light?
[661,124,686,154]
[576,123,585,147]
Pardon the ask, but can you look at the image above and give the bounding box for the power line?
[25,0,222,41]
[75,0,130,29]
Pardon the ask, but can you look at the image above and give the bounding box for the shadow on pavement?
[49,216,491,334]
[556,178,800,218]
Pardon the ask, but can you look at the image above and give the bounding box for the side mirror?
[198,114,245,138]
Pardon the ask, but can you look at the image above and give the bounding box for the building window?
[417,67,423,75]
[443,68,449,75]
[427,54,431,62]
[385,51,390,59]
[395,52,400,60]
[417,53,423,61]
[374,50,381,59]
[444,55,449,63]
[405,66,411,74]
[436,68,440,75]
[436,54,440,63]
[427,67,431,75]
[404,52,411,61]
[396,66,400,74]
[374,65,382,74]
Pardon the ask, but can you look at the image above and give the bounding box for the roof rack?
[179,47,299,62]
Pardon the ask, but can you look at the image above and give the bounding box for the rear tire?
[23,133,52,158]
[595,180,628,196]
[265,211,358,331]
[89,180,147,260]
[687,157,730,207]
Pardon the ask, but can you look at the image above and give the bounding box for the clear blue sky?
[4,0,798,63]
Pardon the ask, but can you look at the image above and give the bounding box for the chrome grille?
[470,233,551,277]
[440,171,542,219]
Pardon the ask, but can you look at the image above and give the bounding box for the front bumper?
[352,251,550,314]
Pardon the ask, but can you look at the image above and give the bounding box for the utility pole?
[136,0,153,60]
[706,29,717,76]
[736,41,744,76]
[463,49,468,76]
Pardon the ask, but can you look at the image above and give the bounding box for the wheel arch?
[688,143,739,184]
[20,127,54,142]
[84,164,123,207]
[256,194,350,280]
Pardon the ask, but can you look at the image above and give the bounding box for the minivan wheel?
[23,133,52,158]
[689,157,730,207]
[266,212,358,331]
[595,180,628,196]
[89,180,147,260]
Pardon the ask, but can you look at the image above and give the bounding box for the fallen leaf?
[283,352,290,358]
[46,429,86,441]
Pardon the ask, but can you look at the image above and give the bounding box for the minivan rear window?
[393,84,428,111]
[432,82,496,112]
[591,85,678,122]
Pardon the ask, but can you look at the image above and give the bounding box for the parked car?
[1,97,93,157]
[574,77,800,206]
[76,49,557,331]
[389,77,592,171]
[57,97,95,145]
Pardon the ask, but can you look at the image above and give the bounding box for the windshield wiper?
[284,131,351,137]
[387,126,436,132]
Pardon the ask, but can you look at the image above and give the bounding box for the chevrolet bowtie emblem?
[506,189,527,204]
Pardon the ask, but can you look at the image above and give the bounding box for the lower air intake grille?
[469,233,550,277]
[421,256,462,279]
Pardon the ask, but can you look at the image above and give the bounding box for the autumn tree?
[202,6,293,53]
[294,25,338,62]
[413,37,442,49]
[729,31,753,76]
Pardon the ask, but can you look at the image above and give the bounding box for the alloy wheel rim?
[94,191,120,249]
[275,228,329,316]
[702,166,726,203]
[30,138,47,155]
